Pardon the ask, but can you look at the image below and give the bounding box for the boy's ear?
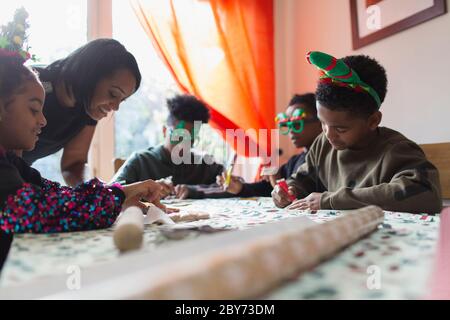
[368,111,382,130]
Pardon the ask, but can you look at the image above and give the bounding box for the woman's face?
[87,68,137,121]
[0,79,46,151]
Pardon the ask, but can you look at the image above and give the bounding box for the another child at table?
[217,93,322,197]
[0,44,165,238]
[112,94,227,199]
[272,52,442,213]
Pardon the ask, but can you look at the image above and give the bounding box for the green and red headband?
[306,51,381,108]
[275,108,309,135]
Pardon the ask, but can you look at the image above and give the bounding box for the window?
[2,1,231,183]
[112,0,179,159]
[112,0,230,167]
[0,1,87,184]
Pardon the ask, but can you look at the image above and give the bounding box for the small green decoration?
[306,51,381,108]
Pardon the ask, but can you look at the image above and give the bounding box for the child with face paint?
[272,51,442,214]
[216,93,322,197]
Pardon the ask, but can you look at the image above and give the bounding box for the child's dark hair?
[315,55,387,118]
[0,55,39,102]
[36,38,141,109]
[167,94,210,125]
[288,93,317,119]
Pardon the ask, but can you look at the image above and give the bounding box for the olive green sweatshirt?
[287,127,442,213]
[112,144,226,198]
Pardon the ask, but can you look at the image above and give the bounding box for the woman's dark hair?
[38,38,141,109]
[0,55,39,102]
[315,55,387,118]
[167,94,210,125]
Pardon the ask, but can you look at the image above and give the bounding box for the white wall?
[275,0,450,157]
[87,0,115,182]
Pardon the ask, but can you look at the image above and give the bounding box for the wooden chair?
[113,158,126,174]
[420,142,450,199]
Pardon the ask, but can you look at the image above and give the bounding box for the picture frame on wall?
[350,0,447,49]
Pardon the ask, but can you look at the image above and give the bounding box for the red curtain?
[130,0,275,158]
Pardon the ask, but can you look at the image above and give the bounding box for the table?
[0,198,440,299]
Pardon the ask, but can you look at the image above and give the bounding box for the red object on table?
[277,179,296,202]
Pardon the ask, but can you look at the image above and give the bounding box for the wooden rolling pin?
[113,206,144,252]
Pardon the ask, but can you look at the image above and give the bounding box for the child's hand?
[217,172,243,194]
[122,179,164,210]
[165,206,180,214]
[150,197,167,212]
[174,184,190,199]
[216,174,224,186]
[156,179,175,198]
[267,173,281,187]
[260,167,280,187]
[271,184,296,208]
[122,197,148,211]
[286,193,322,211]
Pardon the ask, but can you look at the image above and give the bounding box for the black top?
[22,81,97,165]
[238,151,307,197]
[0,151,34,272]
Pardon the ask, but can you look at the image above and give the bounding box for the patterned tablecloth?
[0,197,440,299]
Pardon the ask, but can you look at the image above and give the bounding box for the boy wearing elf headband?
[272,52,442,213]
[112,94,225,199]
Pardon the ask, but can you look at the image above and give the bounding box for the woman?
[0,33,163,273]
[23,38,141,186]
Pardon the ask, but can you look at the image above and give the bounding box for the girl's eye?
[336,128,347,134]
[109,92,118,99]
[30,108,39,115]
